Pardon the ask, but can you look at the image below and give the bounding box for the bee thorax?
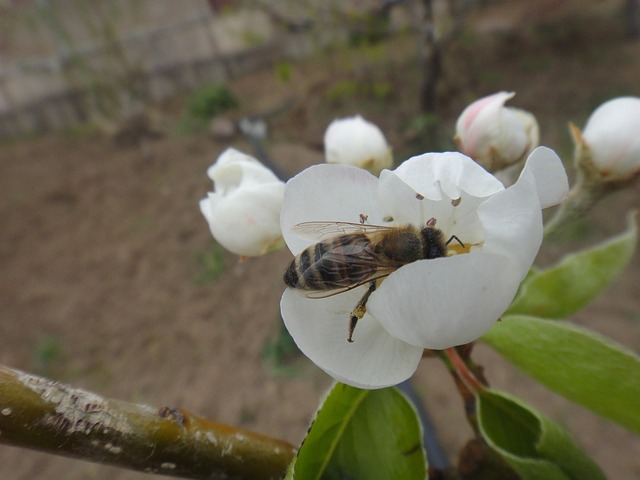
[376,230,423,264]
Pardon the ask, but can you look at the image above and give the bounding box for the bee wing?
[303,233,399,299]
[292,221,394,241]
[304,271,395,299]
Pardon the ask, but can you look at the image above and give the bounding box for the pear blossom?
[200,148,285,256]
[455,91,539,172]
[280,147,567,389]
[546,96,640,238]
[579,96,640,181]
[324,115,393,175]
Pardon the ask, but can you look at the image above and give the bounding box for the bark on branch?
[0,365,296,479]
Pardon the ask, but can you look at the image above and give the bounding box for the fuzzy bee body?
[283,220,457,342]
[284,222,448,293]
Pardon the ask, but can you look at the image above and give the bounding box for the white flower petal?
[377,168,431,225]
[201,148,285,256]
[368,252,517,349]
[513,108,540,154]
[281,287,423,388]
[378,170,486,244]
[518,147,569,208]
[199,197,213,224]
[455,92,539,169]
[477,169,542,280]
[379,152,503,243]
[324,115,393,174]
[207,148,280,186]
[280,164,383,254]
[204,183,285,256]
[391,152,505,201]
[456,92,515,155]
[498,107,534,160]
[582,96,640,180]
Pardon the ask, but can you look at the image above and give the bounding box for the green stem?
[543,176,609,240]
[0,365,296,479]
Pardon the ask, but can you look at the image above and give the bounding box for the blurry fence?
[0,9,303,139]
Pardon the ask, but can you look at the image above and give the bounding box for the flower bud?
[200,148,285,257]
[454,91,539,172]
[324,115,393,175]
[576,96,640,182]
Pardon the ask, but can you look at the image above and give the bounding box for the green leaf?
[507,213,637,318]
[478,389,606,480]
[483,315,640,433]
[286,383,426,480]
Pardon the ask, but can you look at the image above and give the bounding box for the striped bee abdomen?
[283,233,377,291]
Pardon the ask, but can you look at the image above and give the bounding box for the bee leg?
[348,281,377,343]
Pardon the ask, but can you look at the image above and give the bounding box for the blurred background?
[1,0,639,478]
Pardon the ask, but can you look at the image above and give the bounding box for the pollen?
[447,242,475,256]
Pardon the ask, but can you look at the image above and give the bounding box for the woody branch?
[0,365,295,480]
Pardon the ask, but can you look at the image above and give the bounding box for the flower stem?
[437,349,520,479]
[543,176,608,240]
[443,347,485,393]
[0,365,295,479]
[438,346,487,437]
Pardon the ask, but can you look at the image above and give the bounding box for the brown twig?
[0,365,296,479]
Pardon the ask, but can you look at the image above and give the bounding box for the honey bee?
[283,217,463,342]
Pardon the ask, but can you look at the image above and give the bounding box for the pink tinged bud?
[581,96,640,181]
[324,115,393,175]
[455,91,539,171]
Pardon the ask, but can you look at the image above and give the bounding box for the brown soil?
[1,4,640,479]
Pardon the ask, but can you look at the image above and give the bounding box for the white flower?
[579,96,640,181]
[324,115,393,175]
[200,148,285,256]
[455,91,539,171]
[280,147,567,389]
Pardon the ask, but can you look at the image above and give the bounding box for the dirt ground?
[1,3,640,479]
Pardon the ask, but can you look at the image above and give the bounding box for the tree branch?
[0,365,296,479]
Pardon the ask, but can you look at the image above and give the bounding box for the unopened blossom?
[280,147,567,389]
[545,96,640,238]
[577,96,640,182]
[455,91,539,172]
[200,148,285,257]
[324,115,393,175]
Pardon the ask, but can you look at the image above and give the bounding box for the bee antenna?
[446,235,465,248]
